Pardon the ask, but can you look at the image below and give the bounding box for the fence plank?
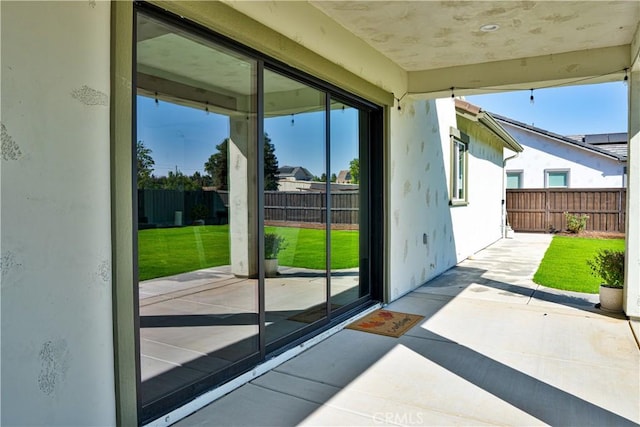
[506,188,626,233]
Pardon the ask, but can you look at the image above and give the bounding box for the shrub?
[191,204,209,221]
[587,249,625,288]
[564,212,589,234]
[264,233,287,259]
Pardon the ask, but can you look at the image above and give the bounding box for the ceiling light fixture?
[479,23,500,32]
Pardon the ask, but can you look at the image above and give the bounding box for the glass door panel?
[263,69,328,344]
[136,12,259,411]
[329,100,366,308]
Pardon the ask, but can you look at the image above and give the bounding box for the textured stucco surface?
[388,97,507,301]
[1,2,116,425]
[389,98,458,300]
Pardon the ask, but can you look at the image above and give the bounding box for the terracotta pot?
[265,258,278,278]
[599,284,623,313]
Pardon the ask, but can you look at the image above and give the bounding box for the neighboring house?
[336,169,352,183]
[2,2,639,427]
[276,165,314,181]
[275,165,358,191]
[276,180,359,192]
[494,115,627,189]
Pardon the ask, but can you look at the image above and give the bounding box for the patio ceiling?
[308,1,640,96]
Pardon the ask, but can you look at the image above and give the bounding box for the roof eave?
[455,99,523,152]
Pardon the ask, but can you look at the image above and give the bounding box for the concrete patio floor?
[174,233,640,426]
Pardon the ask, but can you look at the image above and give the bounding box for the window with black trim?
[450,128,469,205]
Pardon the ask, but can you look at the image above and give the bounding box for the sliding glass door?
[134,4,381,423]
[136,12,260,419]
[263,70,328,345]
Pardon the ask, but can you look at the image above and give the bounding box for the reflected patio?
[138,264,359,406]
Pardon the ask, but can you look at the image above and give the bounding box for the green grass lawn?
[138,225,231,281]
[533,236,625,293]
[269,226,359,270]
[138,225,359,281]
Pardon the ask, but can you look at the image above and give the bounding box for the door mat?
[288,303,341,323]
[346,309,424,338]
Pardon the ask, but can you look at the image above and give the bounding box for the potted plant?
[587,249,625,312]
[191,204,209,226]
[264,233,287,277]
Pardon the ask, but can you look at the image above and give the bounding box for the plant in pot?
[264,233,287,278]
[587,249,625,313]
[191,204,209,226]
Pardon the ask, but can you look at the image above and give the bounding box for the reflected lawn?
[139,225,359,281]
[138,225,231,281]
[268,226,359,270]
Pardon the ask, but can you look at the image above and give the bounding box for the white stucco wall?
[449,116,508,262]
[388,98,459,300]
[500,122,625,188]
[388,98,508,299]
[1,2,116,425]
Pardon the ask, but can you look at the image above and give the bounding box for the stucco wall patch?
[1,124,22,161]
[403,180,412,196]
[95,259,111,285]
[403,239,408,262]
[37,339,71,396]
[0,251,24,280]
[71,85,108,106]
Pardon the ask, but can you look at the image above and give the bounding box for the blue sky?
[138,81,628,178]
[138,95,358,177]
[466,81,628,136]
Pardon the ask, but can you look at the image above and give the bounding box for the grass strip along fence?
[138,225,359,281]
[533,236,625,294]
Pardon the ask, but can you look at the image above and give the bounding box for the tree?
[190,171,212,188]
[136,140,155,189]
[204,134,279,191]
[263,134,279,191]
[330,173,337,183]
[162,169,200,191]
[205,138,229,190]
[349,158,360,184]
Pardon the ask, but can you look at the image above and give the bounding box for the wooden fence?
[506,188,626,233]
[264,191,358,224]
[138,189,359,227]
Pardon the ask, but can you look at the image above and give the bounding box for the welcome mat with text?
[346,309,424,338]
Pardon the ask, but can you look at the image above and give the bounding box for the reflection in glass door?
[330,100,369,308]
[136,12,259,419]
[134,5,381,423]
[263,70,328,345]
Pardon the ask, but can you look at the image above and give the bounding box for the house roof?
[454,99,523,153]
[493,115,626,162]
[337,170,352,182]
[276,165,314,179]
[572,133,628,160]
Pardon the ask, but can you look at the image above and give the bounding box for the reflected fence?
[138,189,359,228]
